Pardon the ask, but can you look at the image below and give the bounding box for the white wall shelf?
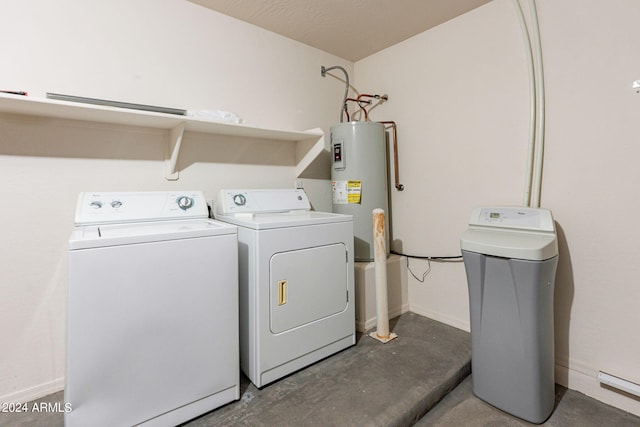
[0,93,325,180]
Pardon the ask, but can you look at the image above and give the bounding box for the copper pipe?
[358,93,387,102]
[345,97,371,121]
[358,94,388,122]
[378,121,404,191]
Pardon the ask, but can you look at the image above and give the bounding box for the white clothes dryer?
[65,191,239,427]
[214,188,355,388]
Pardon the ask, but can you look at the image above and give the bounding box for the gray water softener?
[461,206,558,424]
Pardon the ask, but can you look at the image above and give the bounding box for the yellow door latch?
[278,280,287,305]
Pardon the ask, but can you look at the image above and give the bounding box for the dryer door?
[269,243,348,334]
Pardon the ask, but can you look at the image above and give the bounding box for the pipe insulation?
[373,209,390,338]
[598,372,640,398]
[368,209,397,343]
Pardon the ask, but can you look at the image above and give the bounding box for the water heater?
[331,121,389,261]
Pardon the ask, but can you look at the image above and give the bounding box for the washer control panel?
[75,191,208,225]
[215,189,310,215]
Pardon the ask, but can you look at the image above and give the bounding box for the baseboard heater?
[598,371,640,398]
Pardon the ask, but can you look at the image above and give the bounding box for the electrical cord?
[408,258,431,283]
[320,65,350,123]
[390,250,463,283]
[390,250,463,260]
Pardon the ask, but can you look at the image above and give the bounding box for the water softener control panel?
[469,207,555,232]
[462,206,557,261]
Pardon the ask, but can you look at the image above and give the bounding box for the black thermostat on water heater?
[333,140,345,170]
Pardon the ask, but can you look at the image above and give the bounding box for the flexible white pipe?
[529,0,545,208]
[372,208,390,339]
[512,0,537,207]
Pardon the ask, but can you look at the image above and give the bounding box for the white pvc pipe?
[512,0,537,207]
[372,208,390,338]
[529,0,545,208]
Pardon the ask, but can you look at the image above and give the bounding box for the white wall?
[0,0,349,402]
[356,0,529,327]
[356,0,640,415]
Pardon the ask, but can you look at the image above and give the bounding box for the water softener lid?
[460,206,558,261]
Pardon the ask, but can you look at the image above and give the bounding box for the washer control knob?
[233,194,246,206]
[177,196,194,211]
[90,201,103,209]
[111,200,122,209]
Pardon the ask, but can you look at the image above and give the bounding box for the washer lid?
[215,210,352,230]
[69,218,236,250]
[461,206,558,260]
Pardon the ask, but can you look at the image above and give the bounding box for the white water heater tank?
[331,121,389,261]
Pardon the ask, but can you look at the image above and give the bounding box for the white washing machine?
[214,188,355,388]
[65,191,239,427]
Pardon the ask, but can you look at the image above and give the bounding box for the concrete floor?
[1,312,639,426]
[183,312,471,427]
[418,376,640,427]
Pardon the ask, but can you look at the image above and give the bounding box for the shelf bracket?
[295,128,327,179]
[165,122,186,180]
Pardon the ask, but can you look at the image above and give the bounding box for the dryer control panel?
[75,191,209,225]
[216,189,311,215]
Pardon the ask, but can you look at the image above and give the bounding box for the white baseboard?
[0,377,64,404]
[408,304,470,333]
[555,360,640,417]
[356,303,410,332]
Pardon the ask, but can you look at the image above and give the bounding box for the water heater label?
[331,180,361,204]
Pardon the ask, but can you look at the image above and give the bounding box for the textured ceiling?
[188,0,493,61]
